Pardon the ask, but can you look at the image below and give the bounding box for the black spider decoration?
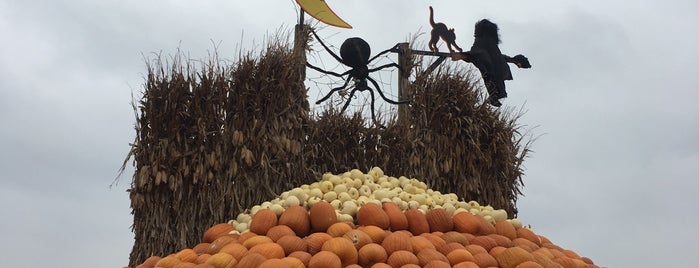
[306,29,408,126]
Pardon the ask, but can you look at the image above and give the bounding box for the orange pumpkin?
[472,252,499,268]
[192,243,212,255]
[209,235,238,254]
[204,252,236,268]
[321,237,359,266]
[387,250,419,267]
[326,222,353,237]
[446,248,475,265]
[516,227,542,246]
[357,225,388,244]
[194,254,211,264]
[424,260,452,268]
[140,255,161,268]
[438,242,466,255]
[409,235,436,253]
[357,202,390,229]
[419,233,446,250]
[276,235,308,255]
[236,252,267,267]
[441,231,469,246]
[381,231,413,255]
[357,243,388,267]
[288,251,312,267]
[370,263,392,268]
[464,244,488,255]
[382,202,408,230]
[281,256,306,268]
[494,220,518,240]
[513,238,540,252]
[248,242,285,259]
[404,208,430,235]
[203,223,235,243]
[266,224,295,242]
[452,212,481,234]
[242,235,273,249]
[308,251,342,268]
[249,209,278,235]
[258,258,291,268]
[218,243,247,261]
[469,235,498,251]
[514,261,545,268]
[426,208,453,232]
[343,229,372,250]
[451,261,480,268]
[175,249,198,263]
[309,201,337,232]
[305,232,332,254]
[155,255,182,268]
[416,248,448,266]
[487,233,515,247]
[172,263,197,268]
[278,205,311,237]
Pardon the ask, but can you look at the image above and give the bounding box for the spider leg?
[306,62,348,77]
[367,76,409,105]
[368,63,403,74]
[310,29,347,66]
[316,75,353,104]
[368,89,385,128]
[340,87,359,113]
[367,43,401,63]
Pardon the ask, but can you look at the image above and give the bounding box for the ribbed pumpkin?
[204,252,236,268]
[409,235,436,253]
[446,248,475,265]
[171,263,196,268]
[281,256,306,268]
[287,251,312,267]
[154,255,181,268]
[276,235,308,255]
[175,249,198,263]
[438,242,466,255]
[248,242,285,259]
[441,231,469,246]
[209,235,238,253]
[194,254,210,264]
[419,233,446,250]
[472,252,499,268]
[266,224,295,241]
[357,243,388,266]
[278,205,311,237]
[382,202,408,230]
[305,232,332,254]
[258,258,291,268]
[417,248,448,266]
[250,209,278,235]
[494,220,518,240]
[513,238,540,252]
[370,263,392,268]
[516,227,542,246]
[309,201,337,232]
[404,208,430,235]
[218,243,247,261]
[327,222,353,237]
[487,233,515,247]
[387,250,419,267]
[424,260,452,268]
[357,225,388,244]
[381,231,413,255]
[343,229,372,250]
[426,208,453,232]
[192,243,212,254]
[236,252,267,267]
[452,212,481,234]
[308,251,342,268]
[140,256,161,268]
[242,235,273,249]
[203,223,235,243]
[514,261,545,268]
[321,237,359,266]
[451,261,480,268]
[470,235,498,251]
[357,202,390,229]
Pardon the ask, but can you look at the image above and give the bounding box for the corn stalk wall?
[126,29,530,266]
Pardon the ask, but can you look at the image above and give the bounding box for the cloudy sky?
[1,0,697,267]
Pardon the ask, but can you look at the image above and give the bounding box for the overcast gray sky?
[1,0,697,267]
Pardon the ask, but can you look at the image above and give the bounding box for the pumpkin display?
[131,167,600,268]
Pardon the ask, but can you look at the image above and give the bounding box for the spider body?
[307,30,407,126]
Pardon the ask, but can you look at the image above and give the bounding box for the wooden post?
[397,42,410,124]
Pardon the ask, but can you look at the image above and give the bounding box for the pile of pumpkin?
[133,167,599,268]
